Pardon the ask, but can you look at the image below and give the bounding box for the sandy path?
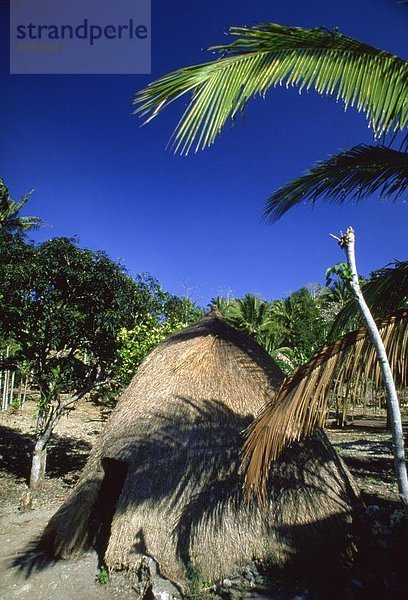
[0,507,129,600]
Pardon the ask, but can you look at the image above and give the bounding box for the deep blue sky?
[1,0,407,306]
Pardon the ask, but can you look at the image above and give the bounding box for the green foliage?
[211,289,328,372]
[228,294,273,339]
[329,260,408,338]
[116,314,187,384]
[184,563,212,600]
[135,23,407,154]
[209,296,235,319]
[0,235,164,427]
[326,262,353,287]
[115,294,203,384]
[9,391,21,413]
[283,287,327,363]
[96,565,109,585]
[210,294,287,356]
[163,294,204,324]
[264,145,408,221]
[0,178,42,235]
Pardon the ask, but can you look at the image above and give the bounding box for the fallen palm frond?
[264,145,408,222]
[243,309,408,501]
[134,23,408,154]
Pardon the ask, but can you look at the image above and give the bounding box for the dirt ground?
[0,399,137,600]
[0,398,406,599]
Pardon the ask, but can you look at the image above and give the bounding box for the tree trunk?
[2,369,9,411]
[22,377,28,406]
[30,438,47,489]
[30,403,52,489]
[17,377,22,407]
[10,370,15,406]
[2,346,10,411]
[27,376,103,489]
[338,227,408,510]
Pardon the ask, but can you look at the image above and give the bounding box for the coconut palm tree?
[135,22,408,505]
[209,296,235,319]
[0,178,42,235]
[227,294,272,338]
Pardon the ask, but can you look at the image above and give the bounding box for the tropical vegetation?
[0,178,42,234]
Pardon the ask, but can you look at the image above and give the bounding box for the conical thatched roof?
[41,311,359,586]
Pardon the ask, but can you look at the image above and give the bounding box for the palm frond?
[135,23,408,154]
[0,179,41,233]
[264,145,408,221]
[243,309,408,500]
[330,261,408,337]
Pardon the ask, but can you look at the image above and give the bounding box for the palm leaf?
[243,309,408,500]
[264,145,408,221]
[135,23,408,154]
[0,179,41,233]
[330,261,408,337]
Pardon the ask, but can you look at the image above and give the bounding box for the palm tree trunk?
[338,227,408,509]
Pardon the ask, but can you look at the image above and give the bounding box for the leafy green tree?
[163,293,204,325]
[210,294,277,353]
[116,314,187,384]
[116,294,203,385]
[0,235,163,488]
[284,287,327,362]
[0,178,42,235]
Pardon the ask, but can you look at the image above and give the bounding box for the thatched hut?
[41,311,358,588]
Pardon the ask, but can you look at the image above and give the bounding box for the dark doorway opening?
[91,457,128,564]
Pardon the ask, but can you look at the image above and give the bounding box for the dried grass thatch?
[244,309,407,500]
[41,311,358,584]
